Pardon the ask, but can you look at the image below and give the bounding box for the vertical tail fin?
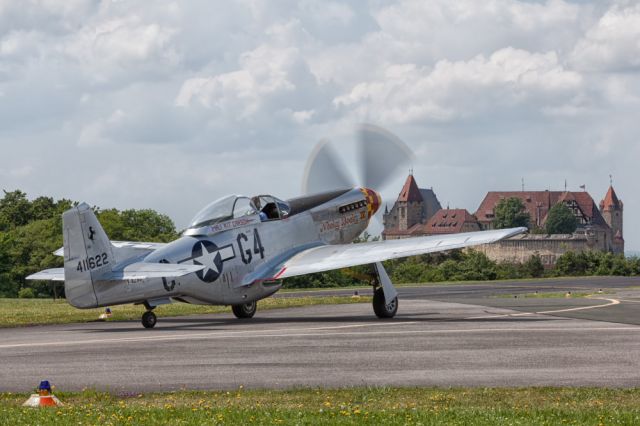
[62,203,114,308]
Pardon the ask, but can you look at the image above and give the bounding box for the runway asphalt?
[2,276,640,392]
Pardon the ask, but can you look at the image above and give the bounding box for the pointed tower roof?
[600,186,622,210]
[397,174,423,202]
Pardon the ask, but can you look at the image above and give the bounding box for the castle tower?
[599,185,624,254]
[395,174,424,231]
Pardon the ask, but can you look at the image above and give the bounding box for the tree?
[545,203,578,234]
[97,208,178,242]
[493,197,530,229]
[0,190,32,231]
[0,190,179,297]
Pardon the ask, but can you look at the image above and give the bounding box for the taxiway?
[1,277,640,391]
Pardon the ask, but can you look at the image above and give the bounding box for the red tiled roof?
[424,209,478,235]
[474,191,608,228]
[397,174,423,203]
[600,186,622,210]
[384,208,478,237]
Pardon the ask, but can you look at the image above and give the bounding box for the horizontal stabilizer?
[27,263,203,282]
[53,240,168,257]
[108,262,204,280]
[27,268,65,281]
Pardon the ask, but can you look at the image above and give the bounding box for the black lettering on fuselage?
[253,228,265,260]
[237,228,266,265]
[237,233,252,264]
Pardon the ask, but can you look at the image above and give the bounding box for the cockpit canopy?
[189,195,255,229]
[188,194,291,230]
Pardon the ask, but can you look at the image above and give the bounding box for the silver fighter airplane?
[28,125,526,328]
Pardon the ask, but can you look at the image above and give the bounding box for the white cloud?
[1,0,639,250]
[176,45,300,117]
[571,3,640,71]
[333,48,583,123]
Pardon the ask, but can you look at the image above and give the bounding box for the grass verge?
[493,291,612,299]
[0,296,370,328]
[2,387,640,425]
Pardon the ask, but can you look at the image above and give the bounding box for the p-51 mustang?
[28,125,526,328]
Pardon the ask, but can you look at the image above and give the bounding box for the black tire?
[142,311,157,329]
[232,301,257,319]
[372,288,398,318]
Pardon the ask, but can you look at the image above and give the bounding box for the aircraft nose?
[361,188,382,218]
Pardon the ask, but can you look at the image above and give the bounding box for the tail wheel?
[141,311,157,329]
[232,301,257,319]
[372,287,398,318]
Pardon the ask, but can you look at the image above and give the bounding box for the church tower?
[395,174,424,231]
[599,185,624,254]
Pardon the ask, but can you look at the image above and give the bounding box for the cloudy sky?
[1,0,638,250]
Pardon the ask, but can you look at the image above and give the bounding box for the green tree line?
[284,249,640,289]
[2,190,638,298]
[0,190,179,298]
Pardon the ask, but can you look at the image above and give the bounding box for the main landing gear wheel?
[141,311,157,329]
[232,301,257,319]
[373,287,398,319]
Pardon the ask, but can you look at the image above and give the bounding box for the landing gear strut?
[141,310,157,329]
[232,301,257,319]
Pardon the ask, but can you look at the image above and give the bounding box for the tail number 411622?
[77,253,109,273]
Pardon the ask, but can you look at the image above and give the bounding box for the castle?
[382,174,624,265]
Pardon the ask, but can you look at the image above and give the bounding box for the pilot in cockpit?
[252,195,289,221]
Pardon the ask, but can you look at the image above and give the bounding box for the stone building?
[382,174,442,239]
[475,229,610,267]
[474,187,623,255]
[600,186,624,254]
[474,186,624,265]
[382,175,625,264]
[475,190,610,232]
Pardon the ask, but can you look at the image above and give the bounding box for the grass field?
[0,296,370,328]
[2,387,640,425]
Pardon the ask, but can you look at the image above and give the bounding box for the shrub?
[523,255,544,278]
[392,262,429,284]
[495,262,521,280]
[18,287,35,298]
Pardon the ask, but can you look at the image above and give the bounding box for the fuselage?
[90,188,380,308]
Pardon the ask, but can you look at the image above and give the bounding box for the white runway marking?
[467,298,620,319]
[0,322,417,350]
[1,322,639,350]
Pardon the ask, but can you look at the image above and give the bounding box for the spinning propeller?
[302,124,415,223]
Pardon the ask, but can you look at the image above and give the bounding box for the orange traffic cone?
[99,307,112,320]
[22,381,63,407]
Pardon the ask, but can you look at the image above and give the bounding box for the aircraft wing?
[243,227,526,284]
[27,263,204,281]
[53,241,168,257]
